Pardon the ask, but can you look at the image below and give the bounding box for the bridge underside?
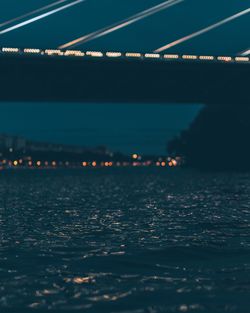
[0,54,249,105]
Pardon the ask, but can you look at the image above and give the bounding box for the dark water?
[0,169,250,313]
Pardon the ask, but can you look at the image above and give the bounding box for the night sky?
[0,0,249,154]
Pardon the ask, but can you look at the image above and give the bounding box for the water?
[0,169,250,312]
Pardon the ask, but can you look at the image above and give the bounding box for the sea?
[0,168,250,313]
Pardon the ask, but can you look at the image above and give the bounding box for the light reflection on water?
[0,169,250,312]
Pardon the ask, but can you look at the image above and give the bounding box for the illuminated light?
[64,50,84,57]
[86,51,103,57]
[45,49,64,56]
[155,8,250,53]
[235,56,249,62]
[161,161,166,167]
[24,48,41,54]
[108,162,113,166]
[182,54,197,60]
[59,0,183,50]
[241,49,250,56]
[82,161,87,167]
[217,56,232,62]
[164,54,179,59]
[72,277,91,284]
[13,160,18,166]
[9,148,13,152]
[18,159,23,164]
[28,161,32,166]
[2,47,19,53]
[168,161,173,167]
[92,161,97,167]
[132,154,138,160]
[144,53,160,59]
[156,161,160,166]
[36,161,41,166]
[104,162,109,167]
[52,161,56,166]
[106,52,122,57]
[0,0,85,36]
[125,52,142,58]
[172,159,177,166]
[199,55,214,60]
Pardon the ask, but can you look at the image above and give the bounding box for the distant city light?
[13,160,18,166]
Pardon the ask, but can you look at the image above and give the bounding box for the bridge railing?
[0,47,249,65]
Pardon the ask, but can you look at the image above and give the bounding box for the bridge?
[0,47,249,105]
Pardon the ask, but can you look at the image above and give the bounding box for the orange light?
[172,159,177,166]
[161,161,166,167]
[109,162,113,166]
[82,162,87,167]
[132,154,138,159]
[92,161,97,167]
[168,161,173,167]
[104,162,109,167]
[36,161,41,166]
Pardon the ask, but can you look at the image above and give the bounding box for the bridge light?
[64,50,84,57]
[13,160,18,166]
[182,55,197,60]
[24,48,41,54]
[36,161,41,167]
[45,49,64,56]
[92,161,97,167]
[217,56,232,62]
[125,52,142,58]
[199,55,214,60]
[145,53,160,59]
[2,47,19,53]
[86,51,103,57]
[164,54,179,59]
[235,57,249,62]
[106,52,122,57]
[82,161,87,167]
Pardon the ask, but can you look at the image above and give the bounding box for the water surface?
[0,169,250,312]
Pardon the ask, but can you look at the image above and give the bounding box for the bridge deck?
[0,48,249,105]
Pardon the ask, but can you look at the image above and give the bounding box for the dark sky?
[0,0,249,154]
